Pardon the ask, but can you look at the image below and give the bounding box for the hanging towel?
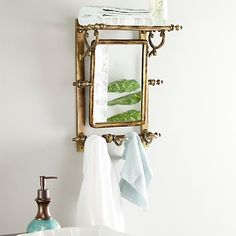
[76,135,125,233]
[120,131,153,209]
[93,45,109,123]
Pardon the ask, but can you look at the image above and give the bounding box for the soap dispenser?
[27,176,61,233]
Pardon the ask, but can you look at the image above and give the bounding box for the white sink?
[18,226,131,236]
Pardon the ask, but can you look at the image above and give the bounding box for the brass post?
[139,31,149,146]
[75,20,86,152]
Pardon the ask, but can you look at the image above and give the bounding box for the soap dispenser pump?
[27,176,61,233]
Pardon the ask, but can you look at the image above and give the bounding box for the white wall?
[1,0,236,235]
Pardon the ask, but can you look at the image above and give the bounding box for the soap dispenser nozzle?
[40,176,57,190]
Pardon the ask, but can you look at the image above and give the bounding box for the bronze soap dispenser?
[26,176,61,233]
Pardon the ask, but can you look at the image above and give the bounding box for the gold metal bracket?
[72,130,160,150]
[72,133,87,152]
[148,30,166,57]
[102,134,128,146]
[140,129,161,146]
[79,30,100,61]
[73,80,93,88]
[148,79,163,86]
[148,24,182,57]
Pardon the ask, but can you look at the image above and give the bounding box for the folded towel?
[78,6,167,26]
[76,135,125,233]
[79,6,152,17]
[79,16,157,26]
[119,131,153,209]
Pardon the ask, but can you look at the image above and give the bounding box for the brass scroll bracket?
[73,80,93,88]
[79,30,99,61]
[148,79,163,86]
[148,24,183,57]
[73,130,160,151]
[148,30,166,57]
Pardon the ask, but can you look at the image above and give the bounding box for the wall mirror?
[89,40,148,128]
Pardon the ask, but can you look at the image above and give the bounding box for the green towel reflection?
[108,92,141,106]
[107,110,141,122]
[108,79,140,93]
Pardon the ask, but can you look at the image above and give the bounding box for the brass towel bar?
[73,79,163,88]
[76,23,183,61]
[72,129,161,151]
[76,24,182,32]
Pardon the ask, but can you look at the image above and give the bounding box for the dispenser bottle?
[27,176,61,233]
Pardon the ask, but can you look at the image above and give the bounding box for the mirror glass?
[90,40,147,128]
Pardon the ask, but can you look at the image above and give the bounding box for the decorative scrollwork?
[148,30,166,57]
[72,131,160,150]
[77,23,106,32]
[79,30,100,61]
[102,134,127,146]
[140,129,161,146]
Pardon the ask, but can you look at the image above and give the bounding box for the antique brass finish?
[167,24,183,32]
[75,20,86,152]
[74,20,182,151]
[76,21,182,58]
[148,30,165,57]
[140,129,161,146]
[102,134,127,146]
[79,30,100,61]
[148,79,163,86]
[89,39,148,128]
[73,80,93,88]
[72,132,87,152]
[77,23,107,32]
[139,31,149,136]
[72,130,160,148]
[76,22,182,32]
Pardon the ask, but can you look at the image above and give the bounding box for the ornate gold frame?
[89,39,148,128]
[73,20,182,151]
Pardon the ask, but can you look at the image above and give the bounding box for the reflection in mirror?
[90,40,147,128]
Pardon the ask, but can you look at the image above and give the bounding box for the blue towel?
[119,131,153,209]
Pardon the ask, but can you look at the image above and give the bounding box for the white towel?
[79,16,156,26]
[76,135,125,233]
[79,6,152,17]
[78,6,167,26]
[93,45,109,123]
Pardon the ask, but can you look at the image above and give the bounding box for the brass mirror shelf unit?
[73,20,182,151]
